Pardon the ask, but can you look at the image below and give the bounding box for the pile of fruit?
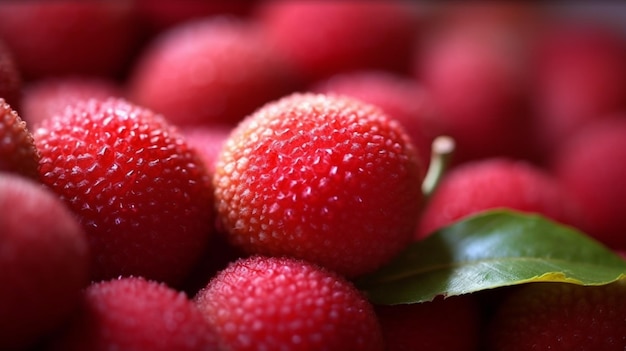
[1,2,625,350]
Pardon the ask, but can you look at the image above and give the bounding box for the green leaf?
[356,210,626,305]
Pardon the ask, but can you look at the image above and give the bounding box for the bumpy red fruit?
[195,255,385,351]
[214,93,424,277]
[0,98,39,180]
[48,277,219,351]
[486,281,626,351]
[417,158,584,239]
[34,98,214,285]
[311,70,442,169]
[0,174,89,350]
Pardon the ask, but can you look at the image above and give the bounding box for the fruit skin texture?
[0,98,39,180]
[0,174,89,351]
[416,158,584,239]
[128,16,298,128]
[376,295,482,351]
[311,70,442,169]
[195,255,385,351]
[552,119,626,250]
[214,93,424,277]
[48,277,219,351]
[34,98,214,285]
[486,281,626,351]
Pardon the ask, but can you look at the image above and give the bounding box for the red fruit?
[135,0,255,34]
[552,119,626,249]
[21,76,123,128]
[181,125,232,177]
[417,158,584,239]
[0,1,138,80]
[195,255,385,351]
[0,98,39,180]
[0,40,22,109]
[128,16,298,127]
[257,0,422,82]
[0,174,89,350]
[486,281,626,351]
[48,277,219,351]
[416,23,535,163]
[311,70,442,168]
[532,20,626,153]
[376,295,482,351]
[214,93,424,277]
[34,98,214,285]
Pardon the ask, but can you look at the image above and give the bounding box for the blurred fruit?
[552,119,626,250]
[257,0,422,83]
[128,16,298,127]
[48,277,219,351]
[0,174,89,350]
[376,295,482,351]
[486,281,626,351]
[0,0,138,80]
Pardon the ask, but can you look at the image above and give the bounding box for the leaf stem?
[421,136,455,198]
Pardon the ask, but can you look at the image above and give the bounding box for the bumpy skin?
[486,281,626,351]
[214,93,424,277]
[0,1,138,79]
[257,0,421,82]
[0,174,89,351]
[34,98,214,285]
[311,70,442,169]
[48,277,219,351]
[129,17,298,127]
[552,119,626,249]
[417,158,585,239]
[195,255,385,351]
[376,295,481,351]
[0,98,39,180]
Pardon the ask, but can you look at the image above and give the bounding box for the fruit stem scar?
[421,136,455,199]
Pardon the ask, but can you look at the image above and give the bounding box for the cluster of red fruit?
[1,2,625,350]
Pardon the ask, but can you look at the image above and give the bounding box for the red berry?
[416,23,535,163]
[48,277,219,351]
[181,125,232,177]
[486,281,626,351]
[0,40,22,109]
[195,255,385,351]
[0,173,89,350]
[128,16,298,127]
[22,76,123,128]
[0,98,39,180]
[376,295,482,351]
[417,158,585,239]
[0,1,138,80]
[311,70,443,168]
[214,93,424,277]
[34,98,214,285]
[257,0,422,82]
[532,20,626,153]
[552,119,626,249]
